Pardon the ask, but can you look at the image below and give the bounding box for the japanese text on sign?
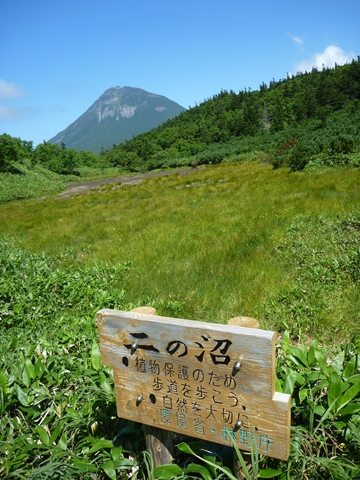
[97,309,291,460]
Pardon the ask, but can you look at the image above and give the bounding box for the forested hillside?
[102,59,360,171]
[1,59,360,203]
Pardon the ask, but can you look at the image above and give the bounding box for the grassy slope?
[1,161,360,479]
[1,161,359,342]
[0,161,125,204]
[0,163,70,203]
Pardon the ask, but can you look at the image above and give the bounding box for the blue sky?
[1,0,359,147]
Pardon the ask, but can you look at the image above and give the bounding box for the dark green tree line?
[102,59,360,171]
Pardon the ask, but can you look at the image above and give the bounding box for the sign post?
[97,309,291,467]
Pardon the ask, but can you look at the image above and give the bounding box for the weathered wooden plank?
[97,309,275,398]
[144,425,174,467]
[130,307,175,468]
[112,367,290,460]
[97,309,291,461]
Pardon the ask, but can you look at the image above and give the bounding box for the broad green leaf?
[282,369,297,394]
[16,384,28,406]
[343,355,357,379]
[275,376,282,393]
[91,342,101,371]
[339,382,360,408]
[10,337,19,350]
[153,464,183,479]
[287,344,308,367]
[203,454,220,477]
[49,421,64,445]
[314,349,329,373]
[295,372,305,385]
[111,446,124,461]
[101,461,116,480]
[70,460,97,473]
[306,371,326,383]
[299,388,308,404]
[331,351,345,375]
[99,372,112,393]
[282,330,290,352]
[31,385,50,404]
[313,405,326,416]
[177,442,192,454]
[112,458,136,469]
[24,358,35,379]
[34,358,46,378]
[25,345,36,357]
[185,463,213,480]
[338,403,360,416]
[0,371,9,394]
[259,468,283,478]
[87,439,114,454]
[58,433,68,450]
[307,338,319,366]
[21,364,31,388]
[328,370,342,411]
[347,374,360,384]
[36,425,50,446]
[340,382,360,406]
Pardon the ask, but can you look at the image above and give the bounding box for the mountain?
[48,86,186,153]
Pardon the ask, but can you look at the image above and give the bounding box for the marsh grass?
[1,161,359,341]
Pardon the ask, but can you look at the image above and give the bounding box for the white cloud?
[0,78,27,100]
[289,33,304,51]
[294,45,356,73]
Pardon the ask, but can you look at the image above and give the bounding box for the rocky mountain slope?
[48,86,185,153]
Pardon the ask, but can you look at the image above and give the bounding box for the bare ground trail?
[59,167,203,198]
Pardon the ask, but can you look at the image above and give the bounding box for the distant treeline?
[1,58,360,176]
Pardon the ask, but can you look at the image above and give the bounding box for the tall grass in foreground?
[1,237,359,479]
[1,161,359,341]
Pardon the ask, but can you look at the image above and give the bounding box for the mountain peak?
[48,86,185,153]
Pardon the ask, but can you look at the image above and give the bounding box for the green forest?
[102,58,360,172]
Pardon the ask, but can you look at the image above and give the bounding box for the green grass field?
[1,161,360,479]
[1,161,359,341]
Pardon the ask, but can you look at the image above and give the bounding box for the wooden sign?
[97,309,291,460]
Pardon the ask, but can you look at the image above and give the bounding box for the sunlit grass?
[1,161,359,340]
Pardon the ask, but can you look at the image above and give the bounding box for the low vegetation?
[1,60,360,478]
[0,161,71,203]
[1,160,359,478]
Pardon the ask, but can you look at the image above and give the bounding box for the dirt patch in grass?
[59,168,203,198]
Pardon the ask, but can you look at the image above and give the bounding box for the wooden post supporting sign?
[97,309,291,469]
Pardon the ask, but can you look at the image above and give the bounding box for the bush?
[34,143,79,175]
[0,134,33,172]
[273,331,360,479]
